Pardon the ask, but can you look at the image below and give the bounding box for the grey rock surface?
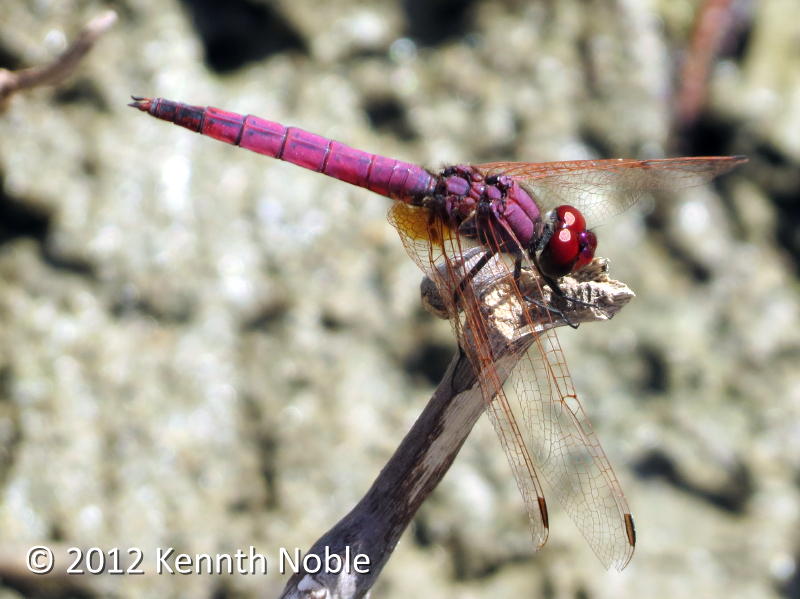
[0,0,797,597]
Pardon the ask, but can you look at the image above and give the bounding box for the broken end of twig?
[463,255,633,359]
[421,253,634,331]
[84,10,119,36]
[542,257,635,325]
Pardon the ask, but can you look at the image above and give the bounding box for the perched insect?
[131,96,745,569]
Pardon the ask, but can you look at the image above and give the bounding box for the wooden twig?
[674,0,748,131]
[0,10,117,109]
[278,257,634,599]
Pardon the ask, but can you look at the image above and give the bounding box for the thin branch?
[0,10,117,109]
[674,0,748,131]
[278,257,634,599]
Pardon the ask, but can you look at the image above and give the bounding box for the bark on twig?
[0,10,117,109]
[278,257,633,599]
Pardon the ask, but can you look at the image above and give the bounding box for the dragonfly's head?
[538,205,597,278]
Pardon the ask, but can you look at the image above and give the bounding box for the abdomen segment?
[130,97,435,201]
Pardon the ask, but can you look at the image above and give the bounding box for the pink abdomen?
[135,97,435,201]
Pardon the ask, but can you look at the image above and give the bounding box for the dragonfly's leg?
[453,249,495,306]
[529,252,565,297]
[521,255,581,329]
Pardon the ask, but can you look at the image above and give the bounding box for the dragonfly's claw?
[128,95,153,111]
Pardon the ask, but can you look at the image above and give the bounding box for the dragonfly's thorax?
[425,165,542,252]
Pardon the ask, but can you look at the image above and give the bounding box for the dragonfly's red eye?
[555,205,586,233]
[539,206,595,277]
[539,227,580,277]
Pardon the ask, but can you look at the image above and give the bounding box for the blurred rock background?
[0,0,797,597]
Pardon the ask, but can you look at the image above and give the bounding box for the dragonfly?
[130,96,746,570]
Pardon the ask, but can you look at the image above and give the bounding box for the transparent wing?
[388,201,550,550]
[477,155,747,224]
[474,211,635,570]
[503,328,636,570]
